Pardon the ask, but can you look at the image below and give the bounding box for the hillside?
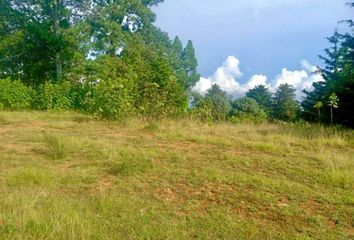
[0,111,353,239]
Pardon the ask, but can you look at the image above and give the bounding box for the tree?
[302,2,354,127]
[172,36,183,56]
[301,31,343,123]
[142,0,165,6]
[273,84,300,121]
[245,85,273,114]
[181,40,200,89]
[231,97,267,122]
[327,93,339,124]
[194,84,231,121]
[313,101,323,123]
[0,0,91,85]
[0,0,197,120]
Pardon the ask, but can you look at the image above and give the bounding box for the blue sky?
[152,0,352,98]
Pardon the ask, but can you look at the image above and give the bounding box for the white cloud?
[192,56,258,98]
[247,74,269,89]
[301,60,317,72]
[271,61,324,99]
[192,56,324,100]
[192,56,244,97]
[193,77,212,94]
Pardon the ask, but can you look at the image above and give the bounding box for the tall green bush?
[193,84,232,121]
[0,78,32,110]
[85,79,135,120]
[138,78,187,121]
[231,97,267,123]
[33,82,72,110]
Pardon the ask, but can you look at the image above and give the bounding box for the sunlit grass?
[0,111,353,239]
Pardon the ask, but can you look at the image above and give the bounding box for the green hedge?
[0,78,32,110]
[0,78,187,121]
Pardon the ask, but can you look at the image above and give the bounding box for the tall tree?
[273,84,300,121]
[302,2,354,127]
[0,0,91,85]
[172,36,183,55]
[245,85,273,114]
[181,40,200,90]
[195,84,232,121]
[301,31,343,123]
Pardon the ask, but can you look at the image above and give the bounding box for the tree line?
[191,2,354,127]
[0,1,353,127]
[0,0,199,119]
[190,83,299,123]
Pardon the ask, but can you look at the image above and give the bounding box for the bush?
[85,79,135,120]
[33,82,72,110]
[138,78,187,121]
[0,78,32,110]
[191,98,214,123]
[69,83,92,111]
[230,112,266,124]
[231,97,267,123]
[192,84,232,122]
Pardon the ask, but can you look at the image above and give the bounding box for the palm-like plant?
[328,93,339,124]
[313,101,323,123]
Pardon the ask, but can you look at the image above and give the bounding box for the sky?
[152,0,353,99]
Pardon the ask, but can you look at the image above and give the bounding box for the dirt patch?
[57,161,76,172]
[1,143,34,155]
[154,181,238,205]
[89,175,113,194]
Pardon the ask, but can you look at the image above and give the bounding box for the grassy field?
[0,111,353,240]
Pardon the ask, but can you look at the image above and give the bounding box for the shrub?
[230,112,266,124]
[85,79,135,120]
[0,78,32,110]
[191,98,214,123]
[137,78,187,121]
[231,97,267,123]
[161,77,188,118]
[33,82,72,110]
[69,83,92,111]
[192,84,232,122]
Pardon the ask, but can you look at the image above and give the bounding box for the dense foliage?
[0,1,352,127]
[272,84,300,122]
[0,78,32,110]
[230,97,267,123]
[192,83,300,123]
[245,85,273,114]
[302,5,354,127]
[0,0,197,120]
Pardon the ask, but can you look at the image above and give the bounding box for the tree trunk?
[330,106,333,124]
[56,53,62,82]
[54,0,62,82]
[318,109,321,123]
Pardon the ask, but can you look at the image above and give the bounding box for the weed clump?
[107,150,153,176]
[43,133,70,160]
[143,122,159,132]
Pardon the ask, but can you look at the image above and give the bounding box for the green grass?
[0,111,353,239]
